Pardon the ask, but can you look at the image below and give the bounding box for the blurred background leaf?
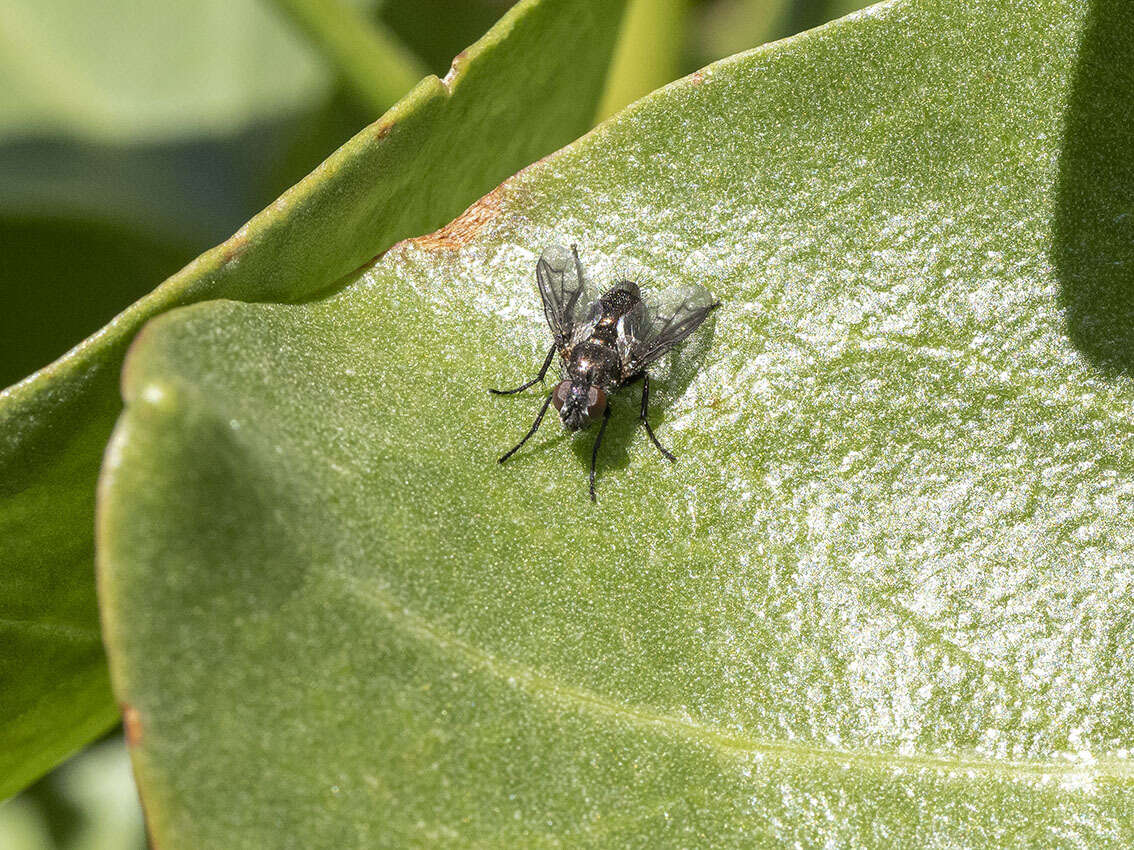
[0,0,332,142]
[597,0,689,119]
[0,734,145,850]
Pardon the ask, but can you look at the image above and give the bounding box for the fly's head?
[553,379,606,431]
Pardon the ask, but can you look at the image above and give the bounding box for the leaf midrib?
[337,572,1133,782]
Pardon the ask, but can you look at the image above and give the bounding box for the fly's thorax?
[567,340,620,388]
[600,282,641,314]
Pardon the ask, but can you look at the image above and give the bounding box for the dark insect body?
[490,244,719,501]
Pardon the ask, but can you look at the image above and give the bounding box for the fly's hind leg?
[490,345,557,395]
[638,372,676,462]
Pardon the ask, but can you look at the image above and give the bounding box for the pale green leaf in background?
[0,738,146,850]
[695,0,870,64]
[267,0,430,116]
[0,0,331,142]
[99,0,1134,844]
[597,0,689,120]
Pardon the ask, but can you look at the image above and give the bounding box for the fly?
[490,244,719,501]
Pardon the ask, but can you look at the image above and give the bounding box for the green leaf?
[0,215,194,389]
[0,0,333,142]
[99,0,1134,842]
[266,0,429,115]
[0,0,627,801]
[596,0,689,120]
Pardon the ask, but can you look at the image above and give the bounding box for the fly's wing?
[570,296,603,347]
[536,245,590,349]
[619,283,718,376]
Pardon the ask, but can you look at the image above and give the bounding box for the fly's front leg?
[571,243,585,287]
[489,346,557,395]
[639,373,675,463]
[499,391,556,463]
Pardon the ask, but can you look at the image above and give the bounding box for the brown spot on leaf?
[219,228,249,266]
[122,703,143,748]
[118,703,159,846]
[412,187,506,251]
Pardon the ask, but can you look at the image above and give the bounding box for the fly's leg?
[589,404,612,502]
[499,391,555,464]
[489,346,556,395]
[640,373,676,462]
[571,243,585,287]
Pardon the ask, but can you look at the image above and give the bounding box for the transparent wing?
[570,296,603,347]
[536,245,591,348]
[619,283,718,376]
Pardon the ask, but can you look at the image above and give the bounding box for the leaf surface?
[101,0,1134,844]
[0,0,626,800]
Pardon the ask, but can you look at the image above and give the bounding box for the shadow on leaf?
[1054,0,1134,377]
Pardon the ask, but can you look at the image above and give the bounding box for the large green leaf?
[100,0,1134,843]
[0,0,627,801]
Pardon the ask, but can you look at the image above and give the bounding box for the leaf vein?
[341,576,1134,783]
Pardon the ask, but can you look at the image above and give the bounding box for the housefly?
[490,244,719,501]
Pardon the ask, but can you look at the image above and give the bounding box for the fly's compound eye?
[552,381,571,411]
[586,386,607,418]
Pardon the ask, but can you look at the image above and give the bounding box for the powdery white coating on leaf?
[367,0,1132,781]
